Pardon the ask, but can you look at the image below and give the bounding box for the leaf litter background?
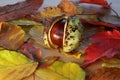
[0,0,120,80]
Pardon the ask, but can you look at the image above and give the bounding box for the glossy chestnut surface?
[50,18,67,47]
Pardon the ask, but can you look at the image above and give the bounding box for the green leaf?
[0,50,38,80]
[35,61,85,80]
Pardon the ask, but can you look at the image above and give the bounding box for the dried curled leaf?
[0,0,43,21]
[35,61,85,80]
[58,0,78,15]
[87,67,120,80]
[0,22,25,50]
[0,50,38,80]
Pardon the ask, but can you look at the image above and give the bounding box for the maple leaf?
[79,0,110,8]
[83,29,120,67]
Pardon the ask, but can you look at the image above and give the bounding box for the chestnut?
[44,15,83,52]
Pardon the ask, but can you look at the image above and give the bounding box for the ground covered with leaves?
[0,0,120,80]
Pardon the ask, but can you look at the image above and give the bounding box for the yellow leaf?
[0,50,38,80]
[35,61,85,80]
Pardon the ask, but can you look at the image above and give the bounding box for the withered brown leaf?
[0,0,43,21]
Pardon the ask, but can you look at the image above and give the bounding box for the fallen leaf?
[40,7,62,18]
[8,19,41,26]
[83,30,120,66]
[29,25,46,47]
[0,22,25,50]
[9,19,42,41]
[39,0,81,18]
[87,67,120,80]
[81,19,116,29]
[19,43,42,61]
[58,0,78,15]
[0,50,38,80]
[39,56,59,68]
[0,0,43,21]
[85,57,120,75]
[100,15,120,27]
[77,2,110,15]
[102,58,120,68]
[35,61,85,80]
[77,14,98,21]
[22,73,37,80]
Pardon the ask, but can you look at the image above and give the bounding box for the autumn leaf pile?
[0,0,120,80]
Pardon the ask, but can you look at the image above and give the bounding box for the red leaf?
[79,0,109,8]
[83,30,120,67]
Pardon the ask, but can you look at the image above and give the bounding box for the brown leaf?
[0,0,43,21]
[0,22,25,50]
